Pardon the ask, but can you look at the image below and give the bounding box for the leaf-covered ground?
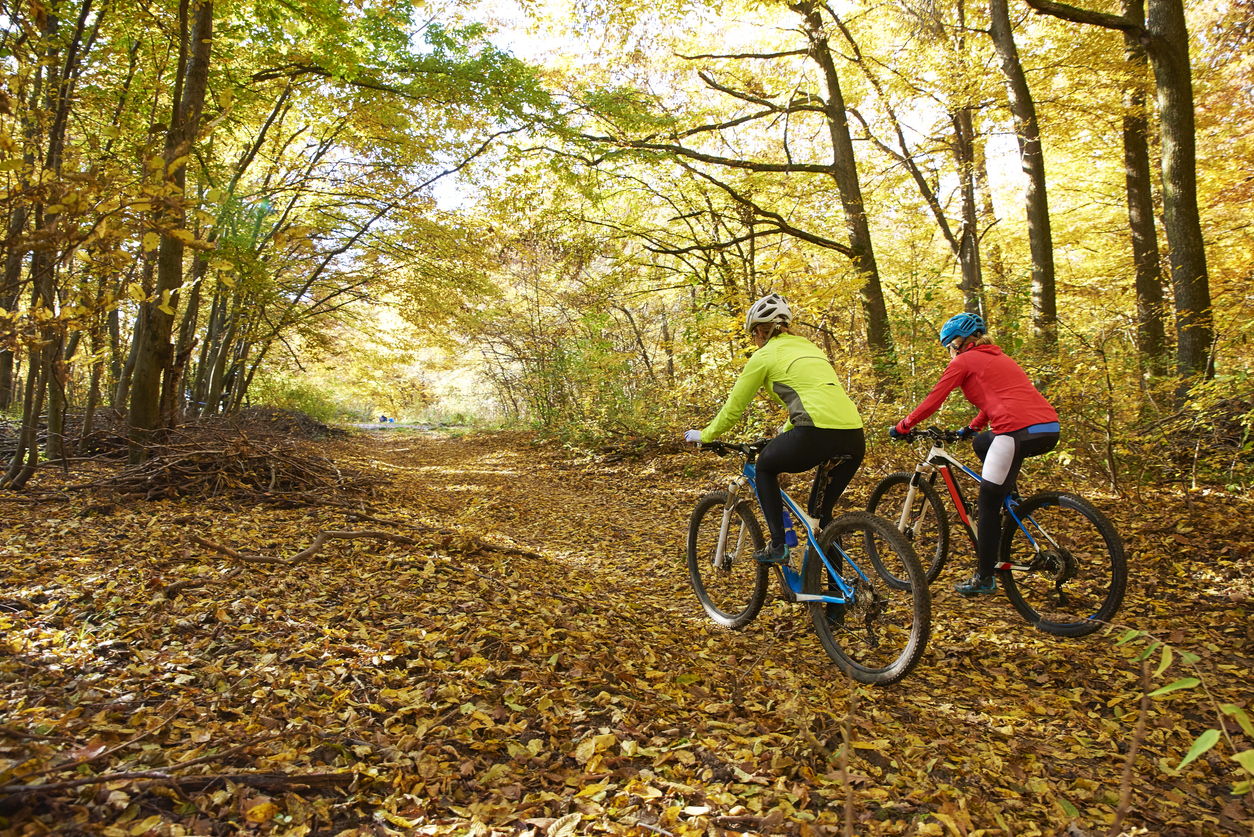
[1,429,1251,836]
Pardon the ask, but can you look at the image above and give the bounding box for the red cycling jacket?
[897,344,1058,434]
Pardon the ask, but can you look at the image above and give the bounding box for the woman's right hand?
[684,430,703,443]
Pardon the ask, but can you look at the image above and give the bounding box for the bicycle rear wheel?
[687,491,769,629]
[804,511,931,685]
[867,472,950,584]
[997,492,1126,636]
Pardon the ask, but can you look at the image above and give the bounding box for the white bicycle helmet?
[744,292,792,334]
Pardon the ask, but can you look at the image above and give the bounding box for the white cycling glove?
[684,429,703,443]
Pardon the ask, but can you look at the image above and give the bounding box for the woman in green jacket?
[685,293,865,565]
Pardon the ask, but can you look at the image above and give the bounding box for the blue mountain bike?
[686,440,930,686]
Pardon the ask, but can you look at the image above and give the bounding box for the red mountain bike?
[868,427,1126,637]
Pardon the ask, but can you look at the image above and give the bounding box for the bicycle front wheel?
[867,472,950,584]
[998,492,1126,637]
[804,511,931,685]
[687,491,769,629]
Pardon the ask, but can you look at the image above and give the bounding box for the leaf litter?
[0,429,1250,836]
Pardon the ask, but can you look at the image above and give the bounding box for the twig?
[844,688,856,837]
[189,535,289,565]
[0,733,285,797]
[1108,659,1149,837]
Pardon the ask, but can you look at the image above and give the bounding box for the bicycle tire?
[804,511,931,685]
[997,491,1126,637]
[867,472,951,584]
[687,491,769,629]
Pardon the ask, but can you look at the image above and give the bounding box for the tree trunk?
[0,206,28,410]
[974,137,1011,334]
[1020,0,1214,394]
[127,0,214,462]
[952,107,985,316]
[793,1,897,382]
[989,0,1057,349]
[1145,0,1212,392]
[1121,0,1168,376]
[1,346,46,488]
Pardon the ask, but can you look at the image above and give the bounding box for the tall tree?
[127,0,215,462]
[1121,0,1168,376]
[574,1,900,382]
[988,0,1057,348]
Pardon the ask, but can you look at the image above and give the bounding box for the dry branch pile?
[74,433,383,501]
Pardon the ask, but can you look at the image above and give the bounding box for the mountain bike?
[686,440,930,685]
[868,427,1126,636]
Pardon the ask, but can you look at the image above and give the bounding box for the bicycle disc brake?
[1029,548,1078,606]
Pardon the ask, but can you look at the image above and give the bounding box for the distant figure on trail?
[380,415,388,423]
[683,292,866,567]
[889,312,1060,598]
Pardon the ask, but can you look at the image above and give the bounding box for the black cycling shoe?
[754,543,790,565]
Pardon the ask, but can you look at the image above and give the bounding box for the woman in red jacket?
[890,313,1060,596]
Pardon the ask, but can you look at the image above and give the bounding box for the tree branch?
[676,49,810,60]
[1019,0,1142,34]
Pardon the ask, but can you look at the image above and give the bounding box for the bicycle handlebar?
[896,427,970,444]
[695,438,771,458]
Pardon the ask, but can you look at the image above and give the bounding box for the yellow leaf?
[171,228,195,243]
[142,232,160,251]
[130,815,164,835]
[549,813,581,837]
[574,737,596,764]
[244,800,278,823]
[127,283,146,302]
[576,782,609,798]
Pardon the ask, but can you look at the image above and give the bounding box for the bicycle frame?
[902,440,982,545]
[901,435,1050,573]
[716,460,870,605]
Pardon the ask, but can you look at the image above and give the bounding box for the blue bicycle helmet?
[939,312,986,347]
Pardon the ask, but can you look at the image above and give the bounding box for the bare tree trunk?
[1145,0,1212,393]
[1021,0,1214,395]
[989,0,1057,349]
[973,137,1010,333]
[0,206,28,410]
[952,107,985,316]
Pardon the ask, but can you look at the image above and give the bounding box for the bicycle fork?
[714,476,752,571]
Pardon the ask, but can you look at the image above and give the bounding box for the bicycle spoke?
[867,472,950,584]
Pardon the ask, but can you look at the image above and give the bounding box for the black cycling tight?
[755,426,866,548]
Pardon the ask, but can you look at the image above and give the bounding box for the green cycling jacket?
[700,333,862,443]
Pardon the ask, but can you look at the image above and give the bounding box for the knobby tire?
[803,511,931,685]
[997,491,1126,636]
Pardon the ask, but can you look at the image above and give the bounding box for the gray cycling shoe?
[754,543,790,565]
[954,573,997,596]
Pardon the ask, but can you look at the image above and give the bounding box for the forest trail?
[339,429,1254,834]
[0,428,1250,836]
